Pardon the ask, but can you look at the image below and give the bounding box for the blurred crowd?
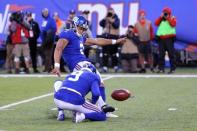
[4,7,177,74]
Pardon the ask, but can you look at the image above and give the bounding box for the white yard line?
[1,74,197,78]
[102,74,197,78]
[0,93,53,110]
[0,76,114,110]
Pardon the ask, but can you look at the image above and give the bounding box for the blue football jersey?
[59,29,88,71]
[54,70,101,105]
[63,70,100,97]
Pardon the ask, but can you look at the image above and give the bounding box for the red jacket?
[11,23,29,44]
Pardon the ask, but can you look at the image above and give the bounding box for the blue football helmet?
[73,16,88,29]
[81,63,96,74]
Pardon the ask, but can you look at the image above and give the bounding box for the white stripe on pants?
[54,98,101,113]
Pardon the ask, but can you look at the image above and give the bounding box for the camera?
[107,12,113,17]
[163,12,169,18]
[10,11,25,24]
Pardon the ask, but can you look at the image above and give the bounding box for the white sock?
[97,96,106,109]
[81,113,85,120]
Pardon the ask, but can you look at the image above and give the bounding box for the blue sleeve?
[99,19,106,28]
[59,30,71,41]
[46,18,57,33]
[83,36,87,43]
[112,16,120,29]
[91,81,100,104]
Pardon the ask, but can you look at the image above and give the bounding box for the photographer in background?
[99,8,120,72]
[155,7,176,74]
[10,11,31,74]
[120,25,139,73]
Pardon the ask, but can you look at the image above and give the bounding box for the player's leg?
[73,100,107,123]
[54,98,106,123]
[53,80,65,121]
[13,44,21,74]
[73,111,106,123]
[73,61,116,116]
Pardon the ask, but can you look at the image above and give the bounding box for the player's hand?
[117,37,126,44]
[51,67,61,77]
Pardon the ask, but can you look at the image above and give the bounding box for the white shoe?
[106,112,119,118]
[73,112,85,123]
[57,111,65,121]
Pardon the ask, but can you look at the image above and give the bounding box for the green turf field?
[0,75,197,131]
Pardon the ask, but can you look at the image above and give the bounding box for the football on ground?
[111,89,131,101]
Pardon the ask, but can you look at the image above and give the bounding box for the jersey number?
[80,42,84,55]
[68,71,83,81]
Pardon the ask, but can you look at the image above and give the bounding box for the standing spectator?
[5,18,14,73]
[99,8,120,72]
[27,12,40,73]
[155,7,176,74]
[134,10,154,73]
[53,12,66,73]
[53,12,64,35]
[10,12,31,74]
[82,10,93,38]
[41,8,57,72]
[121,25,139,73]
[82,10,94,58]
[64,10,76,29]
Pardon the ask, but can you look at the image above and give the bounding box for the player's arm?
[91,81,101,104]
[52,38,68,77]
[85,37,126,46]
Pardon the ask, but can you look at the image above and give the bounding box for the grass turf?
[0,76,197,131]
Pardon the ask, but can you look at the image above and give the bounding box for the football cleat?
[101,104,115,113]
[57,110,65,121]
[106,112,119,118]
[57,113,65,121]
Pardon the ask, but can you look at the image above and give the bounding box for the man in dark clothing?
[155,7,177,74]
[99,8,120,72]
[27,12,40,73]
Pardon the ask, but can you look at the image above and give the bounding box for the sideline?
[0,74,197,78]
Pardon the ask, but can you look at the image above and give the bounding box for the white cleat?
[57,111,65,121]
[73,112,85,123]
[106,112,119,118]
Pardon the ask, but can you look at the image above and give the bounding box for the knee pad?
[14,57,19,62]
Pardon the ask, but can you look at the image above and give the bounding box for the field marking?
[0,93,53,110]
[0,76,114,110]
[1,74,197,78]
[168,108,177,111]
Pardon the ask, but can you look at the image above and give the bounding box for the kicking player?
[53,65,115,123]
[52,16,125,117]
